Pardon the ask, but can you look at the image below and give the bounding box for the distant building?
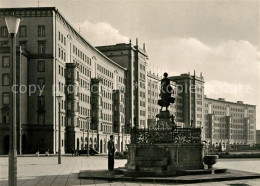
[204,98,256,150]
[146,71,160,128]
[97,40,148,129]
[169,72,205,139]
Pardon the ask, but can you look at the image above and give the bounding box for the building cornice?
[0,7,127,71]
[205,97,256,107]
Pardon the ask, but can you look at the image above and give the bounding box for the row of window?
[147,81,158,90]
[140,110,146,116]
[79,93,90,103]
[140,100,146,107]
[97,64,114,79]
[72,45,91,65]
[101,124,112,133]
[58,31,66,46]
[140,91,145,98]
[99,76,114,89]
[79,106,90,116]
[140,72,145,80]
[77,62,91,78]
[139,119,145,127]
[58,65,65,76]
[148,90,159,97]
[102,113,112,122]
[0,25,45,37]
[79,79,90,89]
[58,46,66,61]
[1,40,46,53]
[2,74,10,86]
[148,107,159,113]
[148,98,158,105]
[102,101,112,111]
[139,81,145,89]
[196,94,202,99]
[140,63,146,71]
[102,89,112,100]
[2,56,45,72]
[1,56,10,68]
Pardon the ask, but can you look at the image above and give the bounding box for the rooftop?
[205,97,256,107]
[0,7,127,71]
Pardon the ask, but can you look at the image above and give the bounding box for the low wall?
[126,143,205,172]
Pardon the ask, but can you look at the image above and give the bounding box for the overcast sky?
[1,0,260,129]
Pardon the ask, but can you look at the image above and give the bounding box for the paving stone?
[0,156,260,186]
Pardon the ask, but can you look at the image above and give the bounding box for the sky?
[1,0,260,129]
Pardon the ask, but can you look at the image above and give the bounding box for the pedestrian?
[107,135,115,171]
[71,148,74,157]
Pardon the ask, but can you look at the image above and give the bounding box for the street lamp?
[5,15,20,186]
[57,95,63,164]
[122,126,125,151]
[86,117,90,157]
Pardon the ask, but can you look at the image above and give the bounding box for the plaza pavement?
[0,156,260,186]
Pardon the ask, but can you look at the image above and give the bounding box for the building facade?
[146,71,160,128]
[97,40,148,129]
[169,72,205,139]
[0,7,257,154]
[204,97,256,150]
[0,7,130,155]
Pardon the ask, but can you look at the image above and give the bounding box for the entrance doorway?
[100,140,103,153]
[3,135,9,154]
[76,138,79,150]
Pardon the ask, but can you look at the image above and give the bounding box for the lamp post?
[86,117,90,157]
[122,126,125,151]
[57,95,63,164]
[19,46,22,156]
[5,15,20,186]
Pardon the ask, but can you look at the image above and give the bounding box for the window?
[38,78,45,88]
[19,41,27,50]
[38,41,45,54]
[38,60,45,72]
[38,25,45,37]
[2,56,10,68]
[0,26,8,37]
[3,93,9,105]
[0,41,9,47]
[38,114,45,125]
[19,26,26,37]
[2,111,10,123]
[38,96,45,108]
[2,74,10,86]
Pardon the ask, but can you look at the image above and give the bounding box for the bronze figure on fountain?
[156,72,176,128]
[158,72,175,110]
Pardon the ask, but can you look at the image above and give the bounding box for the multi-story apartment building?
[0,47,29,154]
[147,71,160,128]
[0,7,256,154]
[0,7,130,155]
[204,97,256,150]
[97,40,148,129]
[169,72,205,138]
